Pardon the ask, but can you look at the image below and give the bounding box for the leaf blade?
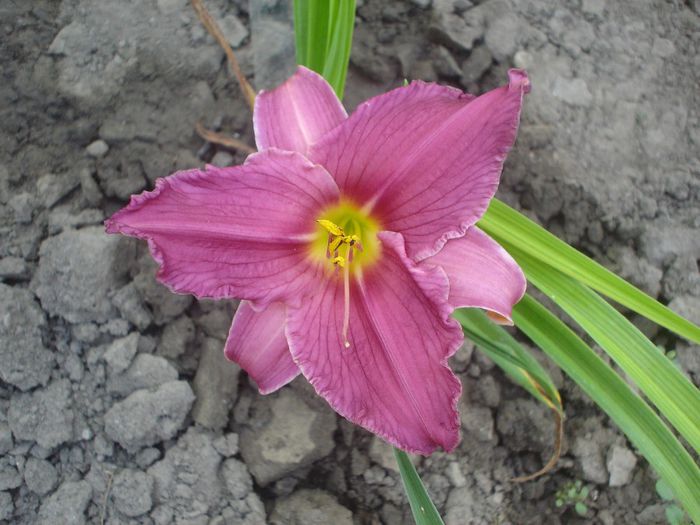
[394,449,445,525]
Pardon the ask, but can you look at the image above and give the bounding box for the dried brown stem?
[191,0,256,109]
[510,405,565,483]
[195,121,256,155]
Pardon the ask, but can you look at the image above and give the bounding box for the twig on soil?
[510,406,565,483]
[195,121,256,155]
[100,470,114,525]
[191,0,256,110]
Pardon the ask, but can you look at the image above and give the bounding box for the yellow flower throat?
[310,201,381,349]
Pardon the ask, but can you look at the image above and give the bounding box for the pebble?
[192,337,240,429]
[24,457,58,496]
[111,469,154,517]
[607,444,637,487]
[102,332,140,376]
[270,489,353,525]
[86,139,109,158]
[104,380,194,452]
[107,353,178,396]
[36,480,92,525]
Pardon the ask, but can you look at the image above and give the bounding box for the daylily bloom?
[105,67,528,454]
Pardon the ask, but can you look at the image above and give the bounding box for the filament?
[342,260,351,349]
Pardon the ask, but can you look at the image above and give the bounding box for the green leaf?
[393,449,444,525]
[656,479,675,501]
[293,0,356,98]
[478,199,700,344]
[506,246,700,455]
[453,308,562,414]
[574,502,588,516]
[513,295,700,522]
[666,505,686,525]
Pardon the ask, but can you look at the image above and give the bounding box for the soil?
[1,0,699,524]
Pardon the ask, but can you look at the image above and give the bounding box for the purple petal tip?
[508,68,531,93]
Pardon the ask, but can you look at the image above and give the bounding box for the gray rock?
[433,46,461,78]
[47,207,105,235]
[133,255,192,325]
[112,283,152,330]
[157,315,195,358]
[444,486,477,525]
[0,284,53,391]
[9,379,74,449]
[0,424,13,455]
[86,139,109,158]
[0,459,22,491]
[32,226,135,323]
[36,480,92,525]
[0,491,12,521]
[107,354,178,396]
[213,433,240,458]
[0,256,29,281]
[270,489,353,525]
[220,15,249,48]
[240,388,337,486]
[148,427,223,519]
[607,444,637,487]
[24,457,58,495]
[484,13,520,61]
[103,332,140,376]
[552,76,594,107]
[36,173,79,209]
[430,9,483,52]
[221,458,253,500]
[573,435,609,484]
[79,168,103,206]
[192,337,240,429]
[210,151,235,168]
[668,295,700,325]
[104,380,194,452]
[111,468,154,517]
[461,46,492,84]
[461,405,495,442]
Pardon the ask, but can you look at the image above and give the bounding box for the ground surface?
[1,0,699,523]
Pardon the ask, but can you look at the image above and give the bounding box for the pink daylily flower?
[105,66,528,455]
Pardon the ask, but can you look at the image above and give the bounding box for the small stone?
[79,168,102,206]
[0,424,13,455]
[32,226,136,324]
[270,489,353,525]
[513,50,533,70]
[552,76,593,107]
[461,405,495,442]
[444,485,477,524]
[433,46,461,78]
[606,444,637,487]
[107,354,178,396]
[37,480,92,525]
[369,436,406,473]
[86,139,109,158]
[429,10,483,52]
[104,380,195,452]
[9,379,74,449]
[221,458,253,499]
[461,45,492,84]
[0,491,12,521]
[111,469,154,517]
[36,173,79,209]
[210,151,235,167]
[0,460,22,491]
[573,435,609,484]
[8,192,34,224]
[219,15,249,48]
[213,433,240,457]
[157,315,195,358]
[446,462,467,488]
[133,255,192,325]
[147,427,224,518]
[24,457,58,495]
[48,207,104,235]
[0,284,53,391]
[0,257,29,281]
[112,283,152,330]
[103,332,140,376]
[484,13,519,61]
[240,388,337,486]
[192,337,240,429]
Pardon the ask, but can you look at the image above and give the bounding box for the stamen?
[317,219,344,237]
[342,261,351,348]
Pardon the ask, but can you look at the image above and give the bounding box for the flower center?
[310,200,381,349]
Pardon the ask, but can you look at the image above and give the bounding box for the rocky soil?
[1,0,699,523]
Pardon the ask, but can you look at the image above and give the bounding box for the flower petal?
[423,227,526,324]
[309,69,530,261]
[286,231,463,454]
[254,66,348,154]
[225,301,299,394]
[105,149,339,307]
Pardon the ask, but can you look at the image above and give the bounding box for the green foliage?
[656,480,693,525]
[393,449,444,525]
[293,0,356,99]
[555,480,591,517]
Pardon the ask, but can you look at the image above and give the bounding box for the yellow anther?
[345,234,361,246]
[328,236,344,253]
[331,256,346,268]
[316,219,345,237]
